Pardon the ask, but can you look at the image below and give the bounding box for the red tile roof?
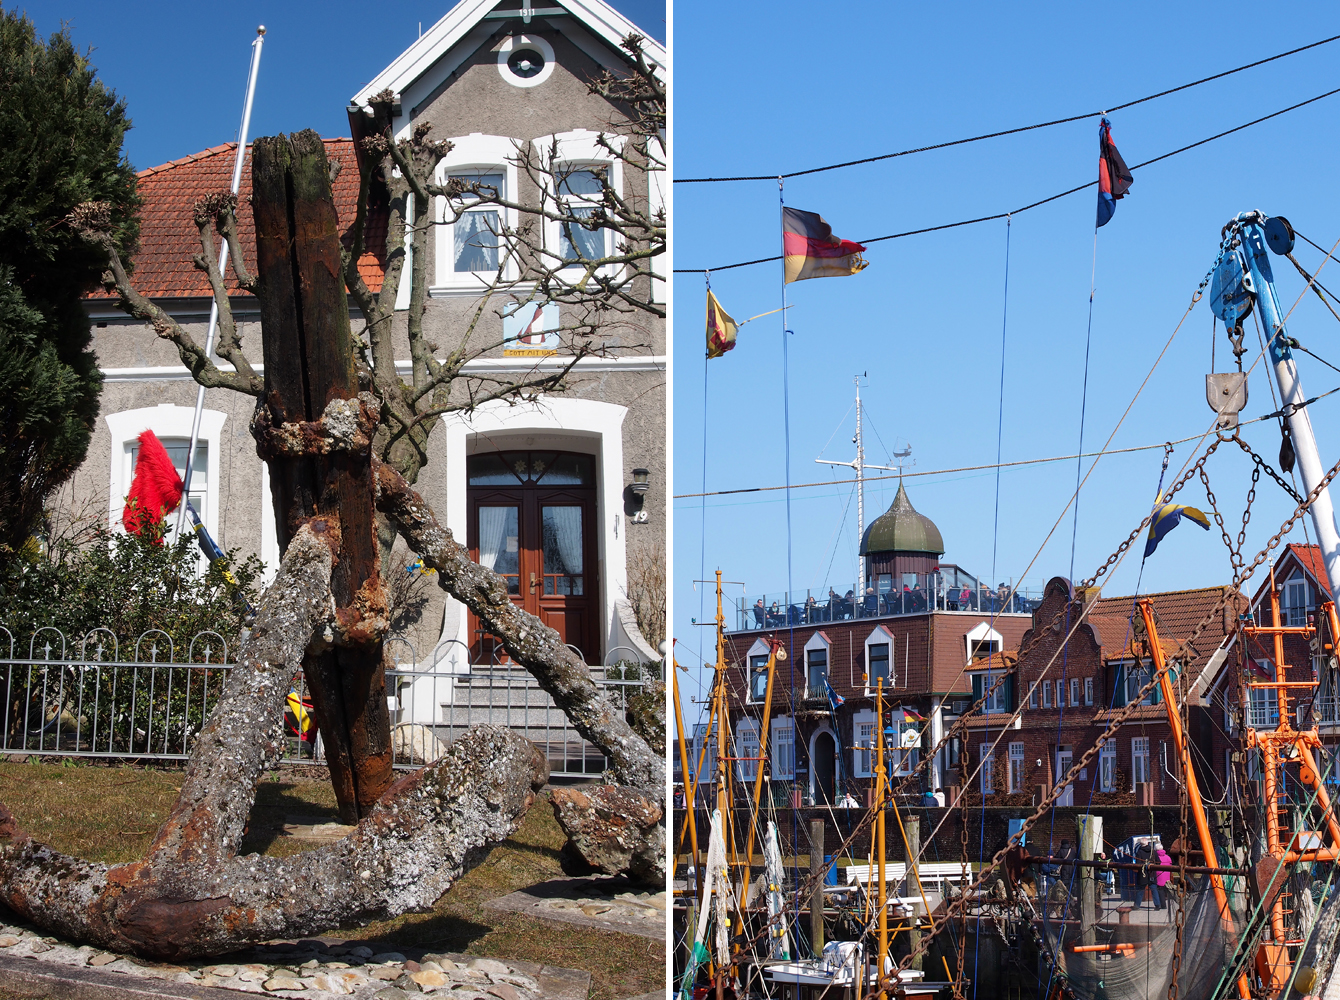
[1090,585,1244,677]
[1280,543,1330,598]
[92,139,385,300]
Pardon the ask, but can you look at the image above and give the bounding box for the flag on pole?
[783,207,868,283]
[1096,118,1134,228]
[706,289,738,359]
[1143,501,1210,557]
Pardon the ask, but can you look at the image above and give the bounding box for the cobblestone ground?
[0,920,565,998]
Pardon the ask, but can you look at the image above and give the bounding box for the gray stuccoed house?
[72,0,666,761]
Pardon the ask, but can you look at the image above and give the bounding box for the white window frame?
[745,638,771,704]
[1131,736,1150,788]
[647,134,665,305]
[1070,678,1080,707]
[1042,679,1052,708]
[736,718,760,783]
[1084,677,1094,706]
[803,632,831,699]
[964,622,1004,663]
[970,670,1009,714]
[1055,679,1065,709]
[864,625,896,695]
[771,717,796,780]
[852,709,877,779]
[1100,742,1117,792]
[536,129,625,281]
[105,404,225,546]
[980,743,995,795]
[894,712,919,776]
[1283,570,1313,627]
[432,134,520,293]
[496,33,556,89]
[1029,682,1038,709]
[1008,742,1024,793]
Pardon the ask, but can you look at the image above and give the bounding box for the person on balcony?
[753,599,767,628]
[864,587,878,616]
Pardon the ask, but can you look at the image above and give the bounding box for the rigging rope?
[674,33,1340,183]
[675,86,1340,273]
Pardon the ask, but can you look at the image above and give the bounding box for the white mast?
[176,27,266,535]
[816,375,899,595]
[1234,213,1340,597]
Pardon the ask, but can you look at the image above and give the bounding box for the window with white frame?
[1084,677,1094,706]
[771,718,795,779]
[965,622,1004,663]
[106,405,225,555]
[894,716,919,776]
[746,640,771,703]
[1056,680,1064,709]
[1070,678,1080,707]
[804,633,830,699]
[971,668,1010,714]
[736,721,760,782]
[1281,572,1314,626]
[1131,737,1150,787]
[1008,742,1025,792]
[538,130,623,276]
[1100,742,1117,791]
[1042,679,1051,708]
[432,135,518,290]
[1249,684,1280,729]
[980,743,995,794]
[866,627,894,693]
[1120,661,1158,706]
[1029,682,1038,709]
[853,710,877,778]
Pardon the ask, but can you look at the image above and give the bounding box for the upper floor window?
[736,721,760,782]
[432,135,519,291]
[852,710,877,778]
[1112,660,1160,707]
[865,625,895,694]
[804,632,831,699]
[1282,572,1314,627]
[1008,742,1025,792]
[971,669,1012,714]
[748,653,770,703]
[537,130,624,279]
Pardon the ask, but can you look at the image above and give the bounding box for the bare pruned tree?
[0,33,664,958]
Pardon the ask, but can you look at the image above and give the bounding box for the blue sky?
[671,1,1340,705]
[20,0,665,171]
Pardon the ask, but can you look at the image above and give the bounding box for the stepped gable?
[91,138,385,300]
[860,481,945,556]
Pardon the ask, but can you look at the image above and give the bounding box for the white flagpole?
[176,26,265,535]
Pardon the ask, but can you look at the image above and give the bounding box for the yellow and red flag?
[706,289,739,359]
[783,207,868,284]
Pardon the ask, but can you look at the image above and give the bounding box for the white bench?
[844,861,971,895]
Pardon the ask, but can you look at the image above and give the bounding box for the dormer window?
[1282,571,1314,627]
[864,625,896,695]
[745,638,771,703]
[803,632,831,699]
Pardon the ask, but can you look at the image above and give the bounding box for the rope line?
[674,86,1340,273]
[674,33,1340,183]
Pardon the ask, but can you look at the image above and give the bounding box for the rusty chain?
[1233,432,1305,506]
[1200,459,1255,583]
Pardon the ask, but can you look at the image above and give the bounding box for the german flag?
[783,207,868,284]
[706,289,738,359]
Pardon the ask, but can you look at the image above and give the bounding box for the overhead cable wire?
[674,85,1340,273]
[671,404,1320,500]
[674,33,1340,184]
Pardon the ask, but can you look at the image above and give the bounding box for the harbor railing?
[730,583,1043,632]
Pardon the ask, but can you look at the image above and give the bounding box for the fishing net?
[1038,872,1246,1000]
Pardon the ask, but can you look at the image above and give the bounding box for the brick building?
[962,577,1245,810]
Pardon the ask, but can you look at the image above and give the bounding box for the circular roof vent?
[508,48,544,78]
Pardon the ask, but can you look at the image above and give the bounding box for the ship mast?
[816,376,904,595]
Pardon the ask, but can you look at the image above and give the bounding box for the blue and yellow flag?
[1144,501,1210,557]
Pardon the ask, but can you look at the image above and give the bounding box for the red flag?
[123,430,184,539]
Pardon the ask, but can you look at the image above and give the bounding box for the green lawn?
[0,759,663,1000]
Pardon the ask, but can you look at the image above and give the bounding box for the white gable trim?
[350,0,665,112]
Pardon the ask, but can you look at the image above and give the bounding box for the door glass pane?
[537,452,594,485]
[542,506,583,595]
[477,506,520,594]
[467,453,521,485]
[529,452,558,481]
